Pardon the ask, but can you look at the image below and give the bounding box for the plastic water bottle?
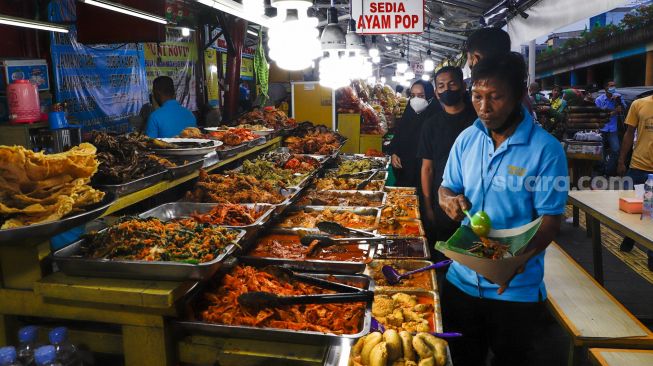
[47,328,78,366]
[34,346,61,366]
[643,174,653,221]
[17,325,39,366]
[0,346,22,366]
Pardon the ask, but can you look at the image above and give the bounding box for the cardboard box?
[435,218,542,286]
[619,197,643,214]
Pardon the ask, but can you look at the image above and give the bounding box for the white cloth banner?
[507,0,628,50]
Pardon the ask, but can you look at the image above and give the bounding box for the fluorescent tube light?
[79,0,168,24]
[0,14,69,33]
[247,29,258,36]
[196,0,274,28]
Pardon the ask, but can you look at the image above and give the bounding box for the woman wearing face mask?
[388,80,438,187]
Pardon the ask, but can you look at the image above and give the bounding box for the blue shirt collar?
[162,99,179,108]
[473,106,534,146]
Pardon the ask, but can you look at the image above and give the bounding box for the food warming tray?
[138,202,275,230]
[247,136,267,147]
[94,170,168,197]
[215,141,250,159]
[295,190,387,208]
[276,206,382,232]
[151,138,222,157]
[239,228,375,274]
[373,236,431,260]
[174,258,374,345]
[364,260,437,291]
[336,154,391,171]
[52,229,246,281]
[374,289,443,333]
[165,157,206,179]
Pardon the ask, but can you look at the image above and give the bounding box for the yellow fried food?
[383,329,402,362]
[361,332,383,366]
[412,333,447,366]
[0,143,104,229]
[399,331,416,362]
[369,342,388,366]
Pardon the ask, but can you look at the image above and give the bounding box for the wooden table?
[568,190,653,285]
[589,348,653,366]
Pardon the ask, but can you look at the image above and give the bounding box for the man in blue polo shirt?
[595,80,626,176]
[438,53,568,366]
[145,76,196,138]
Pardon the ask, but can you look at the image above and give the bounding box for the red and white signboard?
[352,0,424,35]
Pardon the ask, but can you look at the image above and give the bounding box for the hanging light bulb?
[423,58,435,72]
[380,77,386,84]
[421,74,430,81]
[181,27,190,37]
[396,61,408,73]
[319,50,350,89]
[268,0,320,71]
[372,55,380,64]
[404,63,415,80]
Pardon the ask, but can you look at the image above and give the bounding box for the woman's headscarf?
[410,80,435,101]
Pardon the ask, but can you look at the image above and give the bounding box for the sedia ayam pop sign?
[352,0,424,35]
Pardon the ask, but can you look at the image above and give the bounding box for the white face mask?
[410,97,429,113]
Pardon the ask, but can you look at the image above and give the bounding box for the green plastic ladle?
[463,210,492,238]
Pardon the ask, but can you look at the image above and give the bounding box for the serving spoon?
[381,260,452,285]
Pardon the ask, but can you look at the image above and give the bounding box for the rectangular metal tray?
[336,154,391,171]
[52,229,246,281]
[373,236,431,260]
[365,259,437,292]
[276,206,382,233]
[381,199,421,221]
[165,157,205,180]
[94,169,168,198]
[374,289,442,333]
[138,202,275,230]
[314,177,387,192]
[202,152,220,168]
[228,164,315,190]
[174,259,374,345]
[327,339,453,366]
[215,141,250,159]
[239,228,374,274]
[378,218,426,237]
[384,186,417,195]
[294,190,387,208]
[247,136,267,147]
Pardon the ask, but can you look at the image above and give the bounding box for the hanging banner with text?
[49,0,148,133]
[144,27,198,111]
[210,28,256,58]
[352,0,424,34]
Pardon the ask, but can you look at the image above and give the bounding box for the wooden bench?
[589,348,653,366]
[544,243,653,366]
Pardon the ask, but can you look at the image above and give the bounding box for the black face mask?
[438,90,463,106]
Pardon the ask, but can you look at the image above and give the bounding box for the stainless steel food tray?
[313,178,386,192]
[228,164,314,190]
[165,157,205,179]
[365,259,437,292]
[215,141,250,159]
[378,218,426,238]
[239,228,374,274]
[52,229,246,281]
[174,261,374,345]
[138,202,275,229]
[294,190,387,208]
[336,154,391,171]
[384,186,417,195]
[373,236,431,260]
[0,192,116,246]
[94,170,168,197]
[381,199,421,220]
[247,136,267,147]
[374,289,442,333]
[276,206,382,233]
